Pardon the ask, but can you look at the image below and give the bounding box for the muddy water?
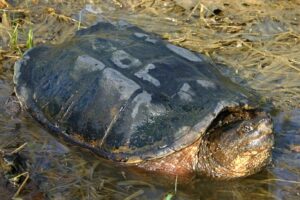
[1,1,300,199]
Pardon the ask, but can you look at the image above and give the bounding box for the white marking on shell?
[178,83,195,102]
[196,79,216,89]
[134,64,160,87]
[130,91,166,130]
[71,55,105,80]
[131,91,151,119]
[91,40,117,51]
[134,32,148,38]
[102,68,140,100]
[166,44,202,62]
[131,91,166,118]
[134,32,157,44]
[74,55,106,72]
[145,38,157,44]
[111,50,142,69]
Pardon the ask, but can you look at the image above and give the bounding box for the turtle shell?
[14,21,254,163]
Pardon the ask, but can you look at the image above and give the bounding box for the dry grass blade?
[124,189,144,200]
[10,143,27,154]
[46,7,83,26]
[0,0,9,9]
[186,0,201,20]
[239,40,300,73]
[260,178,300,185]
[112,0,123,8]
[11,172,30,199]
[1,11,10,28]
[48,180,81,192]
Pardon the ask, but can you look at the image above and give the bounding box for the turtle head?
[197,108,274,179]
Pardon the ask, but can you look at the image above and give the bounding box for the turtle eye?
[238,122,254,135]
[242,123,254,133]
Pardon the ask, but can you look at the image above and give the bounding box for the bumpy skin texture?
[13,21,272,177]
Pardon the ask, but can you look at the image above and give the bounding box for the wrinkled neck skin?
[196,109,274,179]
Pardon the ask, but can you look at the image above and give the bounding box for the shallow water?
[0,1,300,199]
[1,75,300,199]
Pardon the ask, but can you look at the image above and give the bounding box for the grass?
[26,28,33,49]
[8,23,20,50]
[0,10,34,59]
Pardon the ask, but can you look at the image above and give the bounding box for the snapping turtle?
[13,21,274,179]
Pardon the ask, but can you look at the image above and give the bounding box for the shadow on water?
[0,0,300,199]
